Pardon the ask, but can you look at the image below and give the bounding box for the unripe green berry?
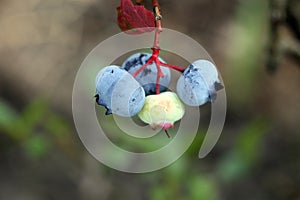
[138,91,185,130]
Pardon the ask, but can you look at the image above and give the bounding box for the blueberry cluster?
[95,52,223,130]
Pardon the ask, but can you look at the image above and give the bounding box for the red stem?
[132,0,185,95]
[160,62,185,72]
[132,58,154,78]
[153,27,161,49]
[155,67,161,94]
[152,0,159,7]
[152,0,162,49]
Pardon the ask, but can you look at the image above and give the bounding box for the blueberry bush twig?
[132,0,184,94]
[267,0,300,73]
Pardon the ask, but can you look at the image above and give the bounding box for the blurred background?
[0,0,300,199]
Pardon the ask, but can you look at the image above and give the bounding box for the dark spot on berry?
[139,53,146,60]
[183,64,198,77]
[111,70,114,73]
[141,68,152,77]
[124,53,148,71]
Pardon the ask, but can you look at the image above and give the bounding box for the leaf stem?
[160,62,185,72]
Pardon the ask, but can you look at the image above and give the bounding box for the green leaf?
[11,99,47,140]
[217,118,270,182]
[24,135,50,159]
[187,175,218,200]
[0,99,18,131]
[236,118,270,163]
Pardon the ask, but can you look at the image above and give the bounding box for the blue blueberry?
[176,60,223,106]
[95,65,145,117]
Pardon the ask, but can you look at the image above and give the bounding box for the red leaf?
[117,0,155,34]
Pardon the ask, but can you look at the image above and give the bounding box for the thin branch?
[132,0,186,95]
[152,0,162,49]
[160,62,185,72]
[282,34,300,65]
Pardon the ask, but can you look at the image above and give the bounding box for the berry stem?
[155,69,161,94]
[152,0,162,49]
[160,62,185,72]
[132,0,185,95]
[153,0,163,94]
[132,57,153,78]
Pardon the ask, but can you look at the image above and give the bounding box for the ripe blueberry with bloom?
[95,65,145,117]
[176,60,223,106]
